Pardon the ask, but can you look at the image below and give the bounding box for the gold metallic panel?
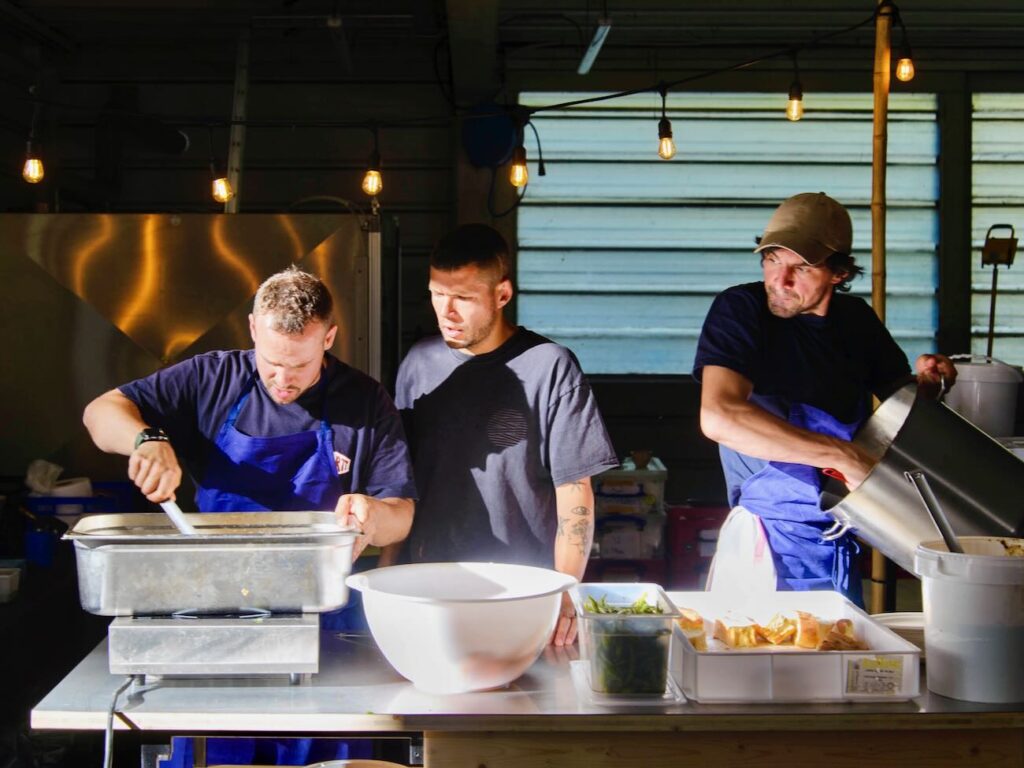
[0,213,369,475]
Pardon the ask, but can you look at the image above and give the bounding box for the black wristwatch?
[134,427,170,450]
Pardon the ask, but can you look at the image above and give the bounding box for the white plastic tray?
[667,590,921,703]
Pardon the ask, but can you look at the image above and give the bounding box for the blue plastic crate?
[24,481,139,516]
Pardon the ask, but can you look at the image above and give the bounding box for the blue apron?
[738,400,864,606]
[187,371,369,766]
[196,371,339,513]
[195,370,366,631]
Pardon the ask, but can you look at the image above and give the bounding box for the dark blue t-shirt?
[120,350,416,507]
[395,328,618,568]
[693,283,911,506]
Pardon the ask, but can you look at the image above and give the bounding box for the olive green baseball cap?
[753,192,853,266]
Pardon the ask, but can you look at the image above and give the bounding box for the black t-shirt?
[694,282,911,422]
[693,282,911,505]
[395,328,618,567]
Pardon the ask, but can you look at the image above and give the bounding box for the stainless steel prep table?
[31,632,1024,767]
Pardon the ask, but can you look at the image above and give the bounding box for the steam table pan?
[64,512,359,616]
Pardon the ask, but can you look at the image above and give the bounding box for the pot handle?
[821,519,852,542]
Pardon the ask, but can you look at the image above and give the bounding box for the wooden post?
[869,0,892,615]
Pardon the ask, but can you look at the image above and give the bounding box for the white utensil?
[159,500,198,535]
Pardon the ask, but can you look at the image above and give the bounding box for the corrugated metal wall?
[972,93,1024,364]
[517,91,939,374]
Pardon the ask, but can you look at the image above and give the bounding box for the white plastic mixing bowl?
[346,562,576,694]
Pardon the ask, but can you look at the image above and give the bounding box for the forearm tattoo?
[557,505,593,556]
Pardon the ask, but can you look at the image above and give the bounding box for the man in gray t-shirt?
[389,224,618,646]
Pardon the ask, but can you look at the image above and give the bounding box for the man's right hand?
[128,441,182,502]
[828,438,877,491]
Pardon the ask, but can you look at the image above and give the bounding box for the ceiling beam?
[444,0,500,104]
[0,0,76,52]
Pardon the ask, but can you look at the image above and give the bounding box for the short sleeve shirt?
[693,283,911,505]
[119,350,417,505]
[395,328,618,568]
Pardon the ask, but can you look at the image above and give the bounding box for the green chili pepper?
[583,593,669,694]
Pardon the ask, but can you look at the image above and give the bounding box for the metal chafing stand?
[64,512,359,680]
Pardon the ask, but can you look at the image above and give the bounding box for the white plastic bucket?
[943,355,1022,437]
[915,536,1024,703]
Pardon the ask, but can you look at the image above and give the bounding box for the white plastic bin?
[915,536,1024,703]
[667,590,920,703]
[943,355,1022,437]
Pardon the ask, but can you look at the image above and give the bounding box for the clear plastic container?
[572,583,677,695]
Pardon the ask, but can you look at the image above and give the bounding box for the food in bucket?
[1000,539,1024,557]
[583,593,670,694]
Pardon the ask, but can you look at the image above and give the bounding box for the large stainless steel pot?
[820,384,1024,574]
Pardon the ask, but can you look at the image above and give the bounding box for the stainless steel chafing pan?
[64,512,360,616]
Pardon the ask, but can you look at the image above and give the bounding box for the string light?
[786,54,804,122]
[211,175,234,203]
[22,143,44,184]
[207,126,234,203]
[509,144,529,188]
[9,8,911,204]
[361,127,383,196]
[657,85,676,160]
[894,6,916,82]
[22,86,44,184]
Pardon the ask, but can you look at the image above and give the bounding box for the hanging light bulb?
[657,118,676,160]
[895,55,915,82]
[361,168,382,196]
[785,52,804,122]
[786,80,804,122]
[207,125,234,204]
[22,143,44,184]
[23,86,45,184]
[362,150,383,196]
[509,145,529,188]
[656,86,676,160]
[893,5,916,83]
[362,127,383,197]
[211,174,234,203]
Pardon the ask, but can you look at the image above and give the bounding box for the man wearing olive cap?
[693,192,956,604]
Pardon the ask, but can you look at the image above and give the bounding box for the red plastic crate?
[665,505,729,589]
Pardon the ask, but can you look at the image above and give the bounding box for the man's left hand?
[915,353,958,397]
[549,591,578,647]
[334,493,375,559]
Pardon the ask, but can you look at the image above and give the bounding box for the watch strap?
[134,427,170,450]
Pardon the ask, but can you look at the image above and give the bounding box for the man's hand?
[335,493,375,559]
[128,441,182,502]
[334,494,414,561]
[916,353,958,397]
[826,438,877,491]
[549,591,578,647]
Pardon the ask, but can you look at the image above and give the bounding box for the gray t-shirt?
[395,327,618,567]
